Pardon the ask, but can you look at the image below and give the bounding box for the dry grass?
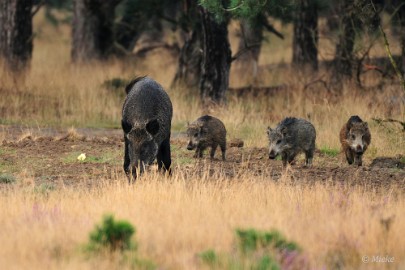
[0,12,403,156]
[0,170,404,270]
[0,11,404,270]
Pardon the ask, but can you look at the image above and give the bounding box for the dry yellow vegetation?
[0,10,404,270]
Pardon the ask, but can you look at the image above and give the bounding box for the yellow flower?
[77,153,86,161]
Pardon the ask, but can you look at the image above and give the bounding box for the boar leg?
[157,137,172,174]
[305,149,314,166]
[220,143,226,161]
[210,143,218,159]
[195,145,204,158]
[354,154,363,166]
[123,136,131,181]
[281,152,288,167]
[345,149,354,165]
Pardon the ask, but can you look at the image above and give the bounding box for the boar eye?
[351,134,356,140]
[194,133,198,137]
[276,139,282,144]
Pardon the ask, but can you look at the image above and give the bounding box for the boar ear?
[281,127,288,136]
[146,119,160,136]
[122,120,132,134]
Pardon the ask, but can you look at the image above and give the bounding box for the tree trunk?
[398,1,405,78]
[172,22,202,88]
[333,0,355,80]
[135,15,164,51]
[71,0,121,62]
[114,1,144,53]
[235,18,263,80]
[292,0,318,71]
[0,0,33,72]
[172,0,202,88]
[199,7,231,104]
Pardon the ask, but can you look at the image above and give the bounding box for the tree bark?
[0,0,33,72]
[114,1,144,53]
[199,7,231,104]
[235,18,263,79]
[398,1,405,78]
[292,0,318,71]
[71,0,121,62]
[172,26,202,88]
[333,0,356,80]
[172,0,202,88]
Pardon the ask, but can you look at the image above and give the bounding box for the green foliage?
[254,255,280,270]
[199,249,218,265]
[125,255,157,270]
[200,0,295,23]
[88,215,136,252]
[236,229,300,254]
[320,146,340,157]
[199,228,301,269]
[0,174,16,184]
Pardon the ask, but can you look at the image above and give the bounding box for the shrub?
[88,215,135,252]
[0,174,16,184]
[200,228,302,270]
[236,228,300,254]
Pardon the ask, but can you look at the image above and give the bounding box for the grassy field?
[0,11,404,270]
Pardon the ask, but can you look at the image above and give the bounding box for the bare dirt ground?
[0,125,404,189]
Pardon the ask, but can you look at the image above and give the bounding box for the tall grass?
[0,170,403,269]
[0,11,404,270]
[0,12,404,157]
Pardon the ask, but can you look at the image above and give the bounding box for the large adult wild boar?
[121,76,172,182]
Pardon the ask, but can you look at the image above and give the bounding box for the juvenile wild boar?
[339,115,371,166]
[267,117,316,167]
[122,76,173,182]
[187,115,226,160]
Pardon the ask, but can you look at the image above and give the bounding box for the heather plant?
[200,228,304,269]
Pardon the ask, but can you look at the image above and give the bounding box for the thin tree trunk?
[71,0,121,62]
[333,0,355,80]
[172,0,202,88]
[398,1,405,78]
[292,0,318,71]
[172,25,202,88]
[199,7,231,104]
[114,1,144,53]
[0,0,33,72]
[235,18,263,79]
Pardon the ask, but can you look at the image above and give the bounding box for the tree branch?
[371,0,405,92]
[262,20,284,40]
[372,118,405,131]
[31,1,45,18]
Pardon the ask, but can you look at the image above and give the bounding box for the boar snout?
[355,145,363,154]
[187,142,195,150]
[269,150,276,159]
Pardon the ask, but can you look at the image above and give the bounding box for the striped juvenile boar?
[187,115,226,160]
[339,115,371,166]
[267,117,316,167]
[122,76,173,182]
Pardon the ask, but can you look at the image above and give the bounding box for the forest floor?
[1,125,404,190]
